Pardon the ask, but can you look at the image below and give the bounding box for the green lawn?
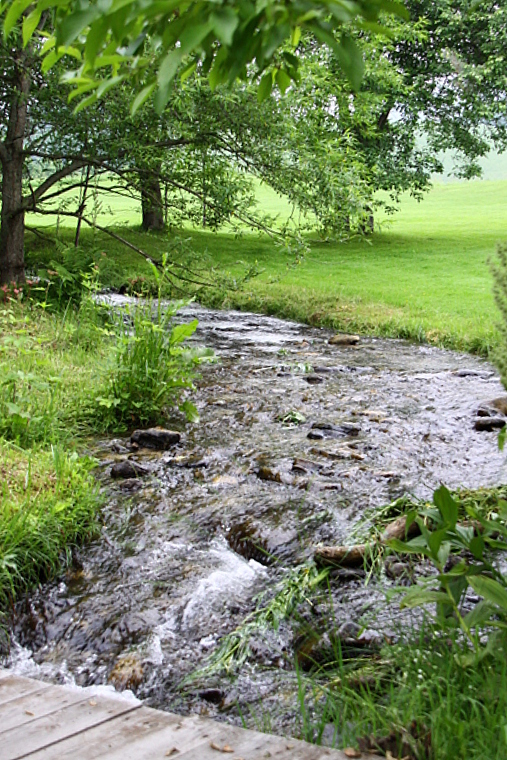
[26,177,507,355]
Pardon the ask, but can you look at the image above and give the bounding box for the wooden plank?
[0,675,50,706]
[0,673,349,760]
[99,711,348,760]
[0,684,90,733]
[24,706,181,760]
[0,692,139,760]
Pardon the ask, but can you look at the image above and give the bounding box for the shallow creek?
[4,303,507,733]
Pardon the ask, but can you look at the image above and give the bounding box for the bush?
[96,298,210,429]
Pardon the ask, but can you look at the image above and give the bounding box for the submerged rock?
[108,653,143,691]
[308,421,361,440]
[198,688,224,705]
[305,374,324,385]
[454,368,494,379]
[110,460,149,479]
[131,427,181,449]
[492,396,507,415]
[292,457,323,474]
[474,416,505,431]
[119,478,143,491]
[477,396,507,417]
[110,439,130,454]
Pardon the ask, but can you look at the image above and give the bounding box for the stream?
[3,303,507,736]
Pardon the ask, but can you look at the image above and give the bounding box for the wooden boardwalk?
[0,669,349,759]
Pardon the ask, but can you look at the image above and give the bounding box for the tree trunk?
[0,157,25,284]
[141,173,164,231]
[0,48,30,286]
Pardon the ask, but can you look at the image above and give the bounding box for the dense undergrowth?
[0,442,101,611]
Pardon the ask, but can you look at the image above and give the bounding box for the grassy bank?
[295,632,507,759]
[0,442,102,610]
[25,179,507,356]
[0,300,106,611]
[0,290,199,611]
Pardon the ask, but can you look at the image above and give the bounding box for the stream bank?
[3,303,507,737]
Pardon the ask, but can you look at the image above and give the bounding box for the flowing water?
[3,303,507,734]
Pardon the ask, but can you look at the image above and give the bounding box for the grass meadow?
[27,175,507,355]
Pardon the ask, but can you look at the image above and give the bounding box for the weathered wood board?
[0,669,350,760]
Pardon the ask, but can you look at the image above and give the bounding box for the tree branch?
[21,159,88,212]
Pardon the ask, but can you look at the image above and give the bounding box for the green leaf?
[58,8,101,46]
[428,527,449,558]
[3,0,33,39]
[257,72,273,102]
[41,48,61,74]
[211,8,238,46]
[96,74,125,98]
[5,402,22,416]
[387,537,430,556]
[180,399,199,423]
[155,48,183,112]
[469,535,485,560]
[433,484,458,527]
[445,574,468,605]
[469,575,507,611]
[400,588,451,610]
[22,8,41,46]
[437,540,451,567]
[131,83,156,116]
[463,600,495,629]
[83,18,109,63]
[291,25,301,47]
[275,68,292,95]
[179,21,212,55]
[337,33,364,92]
[170,320,198,346]
[74,93,98,113]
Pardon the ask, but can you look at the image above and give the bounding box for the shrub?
[96,254,213,429]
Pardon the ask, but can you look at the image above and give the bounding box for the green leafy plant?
[97,254,213,428]
[387,485,507,664]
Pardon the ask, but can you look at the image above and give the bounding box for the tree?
[285,1,507,225]
[5,0,406,111]
[1,0,407,284]
[0,34,91,283]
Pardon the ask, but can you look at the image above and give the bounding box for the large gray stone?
[131,427,181,449]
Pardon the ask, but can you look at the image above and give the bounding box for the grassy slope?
[27,177,507,355]
[0,302,107,609]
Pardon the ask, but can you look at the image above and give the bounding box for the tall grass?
[0,441,102,610]
[294,631,507,759]
[96,298,206,429]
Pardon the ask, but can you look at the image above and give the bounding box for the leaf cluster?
[389,485,507,665]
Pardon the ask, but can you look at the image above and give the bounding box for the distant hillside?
[433,148,507,183]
